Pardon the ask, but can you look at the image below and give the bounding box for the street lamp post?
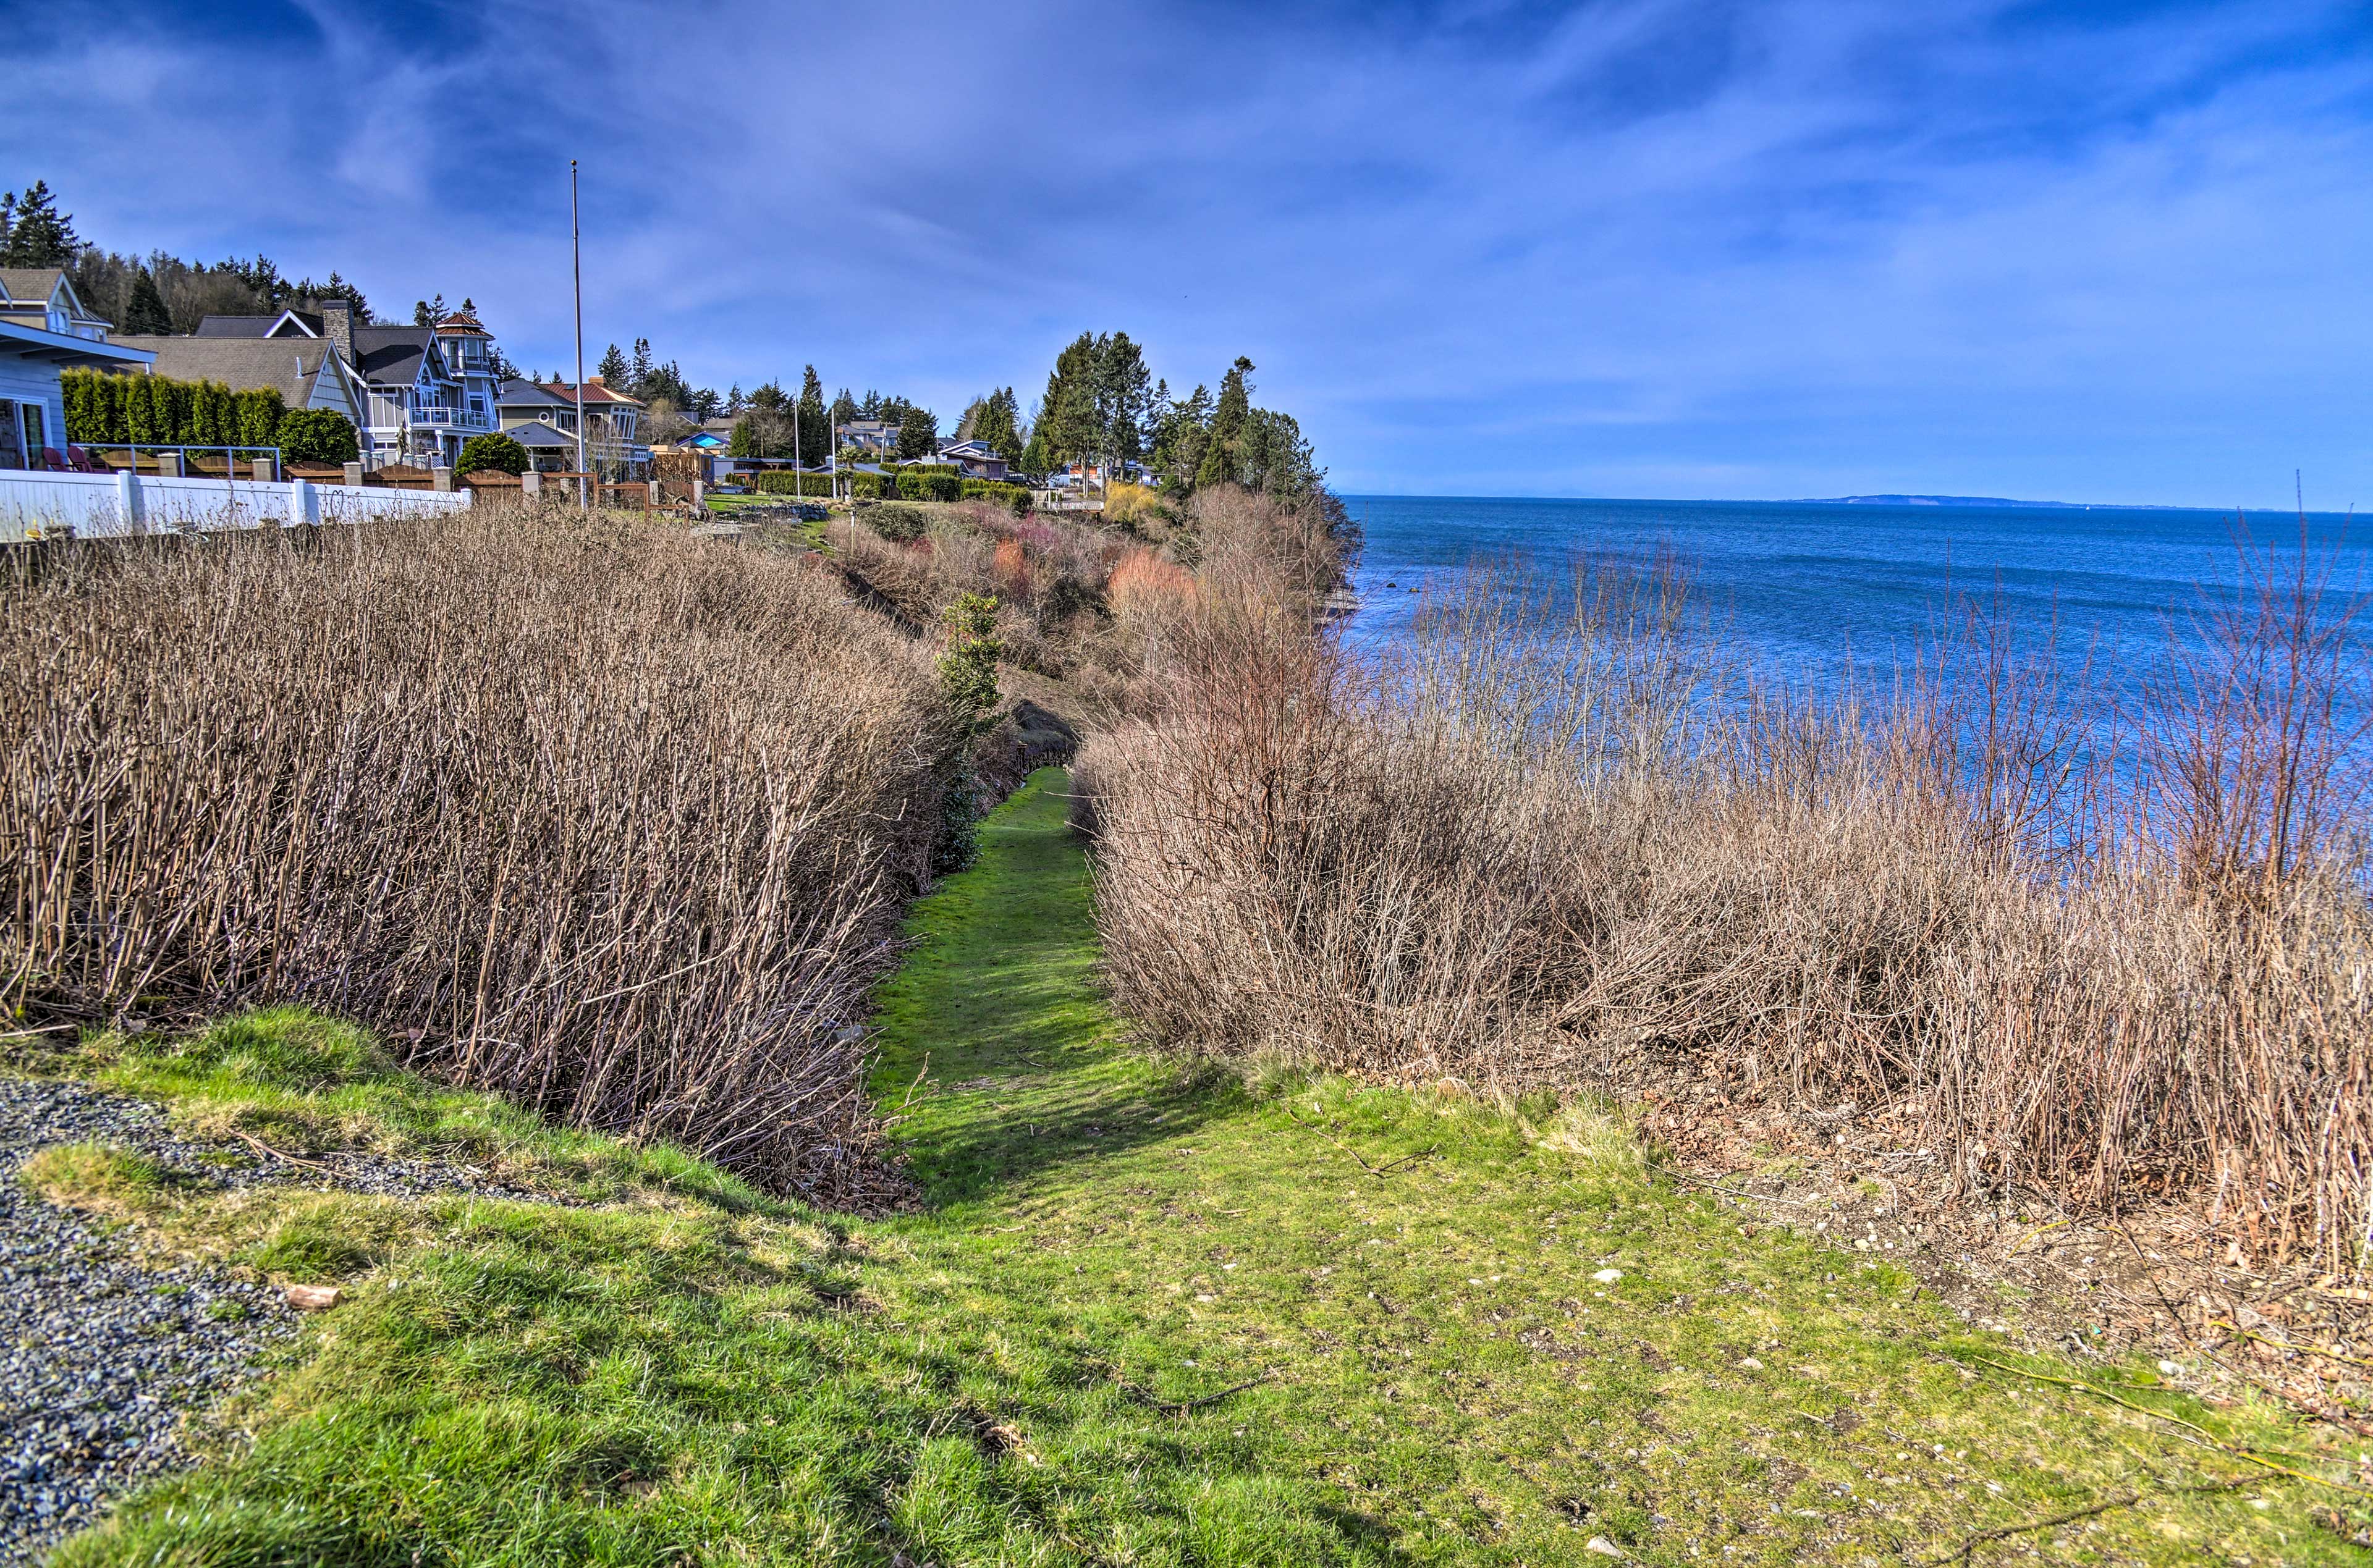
[571,159,588,509]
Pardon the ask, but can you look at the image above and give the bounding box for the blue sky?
[7,0,2371,506]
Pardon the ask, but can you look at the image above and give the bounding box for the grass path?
[852,769,2360,1564]
[28,769,2366,1566]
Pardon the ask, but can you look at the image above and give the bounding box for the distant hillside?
[1790,494,2128,509]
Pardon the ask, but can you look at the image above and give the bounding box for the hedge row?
[755,471,837,497]
[960,480,1031,509]
[896,470,962,503]
[61,368,360,465]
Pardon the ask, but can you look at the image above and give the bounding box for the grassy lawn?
[25,770,2370,1565]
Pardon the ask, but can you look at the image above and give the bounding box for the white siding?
[0,351,67,466]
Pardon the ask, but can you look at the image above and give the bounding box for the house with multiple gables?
[0,269,151,468]
[496,376,649,476]
[184,300,500,470]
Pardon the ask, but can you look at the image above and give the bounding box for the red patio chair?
[66,444,106,473]
[39,447,69,472]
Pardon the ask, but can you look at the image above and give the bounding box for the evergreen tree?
[120,268,171,334]
[413,293,448,328]
[1037,332,1102,470]
[797,365,829,468]
[725,383,745,416]
[860,389,882,418]
[1196,357,1254,489]
[1150,381,1212,487]
[0,180,79,266]
[971,386,1025,465]
[596,342,630,385]
[895,405,939,460]
[1091,332,1154,478]
[630,337,653,394]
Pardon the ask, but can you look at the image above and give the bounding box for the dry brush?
[1,512,957,1202]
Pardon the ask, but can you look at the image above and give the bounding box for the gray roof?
[0,268,66,305]
[192,310,329,339]
[192,315,282,338]
[350,325,444,389]
[501,419,576,449]
[497,379,572,409]
[108,336,353,411]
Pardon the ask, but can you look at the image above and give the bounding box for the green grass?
[30,770,2372,1566]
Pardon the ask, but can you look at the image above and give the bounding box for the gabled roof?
[349,325,453,388]
[546,376,643,407]
[501,419,577,449]
[0,268,67,305]
[109,336,359,411]
[434,307,489,337]
[193,308,329,340]
[497,378,572,408]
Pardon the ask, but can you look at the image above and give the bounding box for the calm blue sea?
[1338,495,2370,698]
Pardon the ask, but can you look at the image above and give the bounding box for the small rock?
[1591,1268,1623,1284]
[283,1284,342,1312]
[1736,1357,1762,1370]
[1584,1537,1625,1559]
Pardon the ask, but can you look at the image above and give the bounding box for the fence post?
[432,466,454,493]
[115,469,143,534]
[647,481,661,510]
[155,450,182,477]
[522,470,543,500]
[290,479,320,526]
[342,461,364,487]
[252,456,276,483]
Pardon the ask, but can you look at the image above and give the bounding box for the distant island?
[1788,494,2142,509]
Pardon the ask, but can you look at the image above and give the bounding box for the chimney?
[319,298,355,362]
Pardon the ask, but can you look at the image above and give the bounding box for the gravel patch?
[0,1074,534,1564]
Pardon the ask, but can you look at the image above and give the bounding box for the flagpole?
[571,159,588,510]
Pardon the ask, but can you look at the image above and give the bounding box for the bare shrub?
[1081,542,2373,1268]
[0,512,954,1202]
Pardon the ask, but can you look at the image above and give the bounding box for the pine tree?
[797,365,828,468]
[120,268,171,334]
[413,293,448,328]
[972,387,1025,465]
[596,343,630,386]
[895,405,939,460]
[630,338,653,394]
[0,180,79,267]
[1196,357,1254,489]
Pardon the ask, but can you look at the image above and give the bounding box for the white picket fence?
[0,470,473,544]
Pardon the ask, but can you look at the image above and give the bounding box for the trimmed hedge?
[62,368,290,451]
[62,367,368,468]
[850,473,887,500]
[277,408,360,465]
[897,470,960,502]
[960,479,1031,510]
[756,471,837,497]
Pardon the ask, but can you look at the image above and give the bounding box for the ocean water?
[1338,495,2370,699]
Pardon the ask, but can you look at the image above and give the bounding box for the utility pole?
[571,159,588,509]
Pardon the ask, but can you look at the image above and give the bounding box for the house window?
[21,402,45,463]
[0,400,21,469]
[469,396,486,423]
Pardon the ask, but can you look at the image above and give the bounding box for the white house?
[0,269,152,468]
